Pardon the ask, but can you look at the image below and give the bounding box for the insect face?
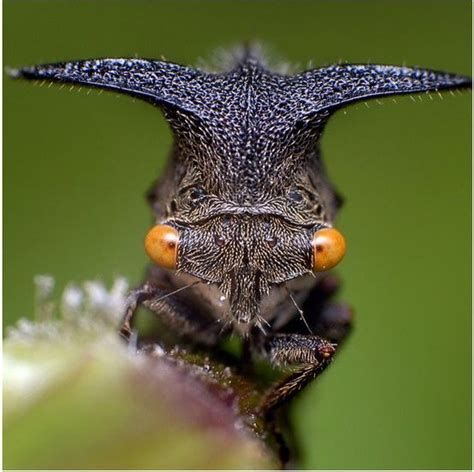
[145,215,346,324]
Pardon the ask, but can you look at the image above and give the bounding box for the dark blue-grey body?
[10,48,471,450]
[10,47,471,329]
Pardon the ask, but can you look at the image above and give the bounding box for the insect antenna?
[285,285,313,335]
[152,280,202,304]
[217,316,233,337]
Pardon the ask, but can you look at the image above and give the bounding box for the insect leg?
[120,283,155,339]
[259,277,353,464]
[119,282,220,346]
[252,332,337,464]
[255,333,336,416]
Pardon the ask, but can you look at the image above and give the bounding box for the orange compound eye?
[312,227,346,272]
[144,225,179,270]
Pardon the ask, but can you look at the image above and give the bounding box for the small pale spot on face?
[266,236,278,248]
[214,235,226,247]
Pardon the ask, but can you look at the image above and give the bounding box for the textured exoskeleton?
[10,47,471,439]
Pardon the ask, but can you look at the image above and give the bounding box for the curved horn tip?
[5,66,22,79]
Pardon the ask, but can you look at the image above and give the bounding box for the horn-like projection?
[291,64,471,114]
[8,56,471,131]
[8,58,208,112]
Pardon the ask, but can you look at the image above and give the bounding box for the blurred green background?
[4,0,471,469]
